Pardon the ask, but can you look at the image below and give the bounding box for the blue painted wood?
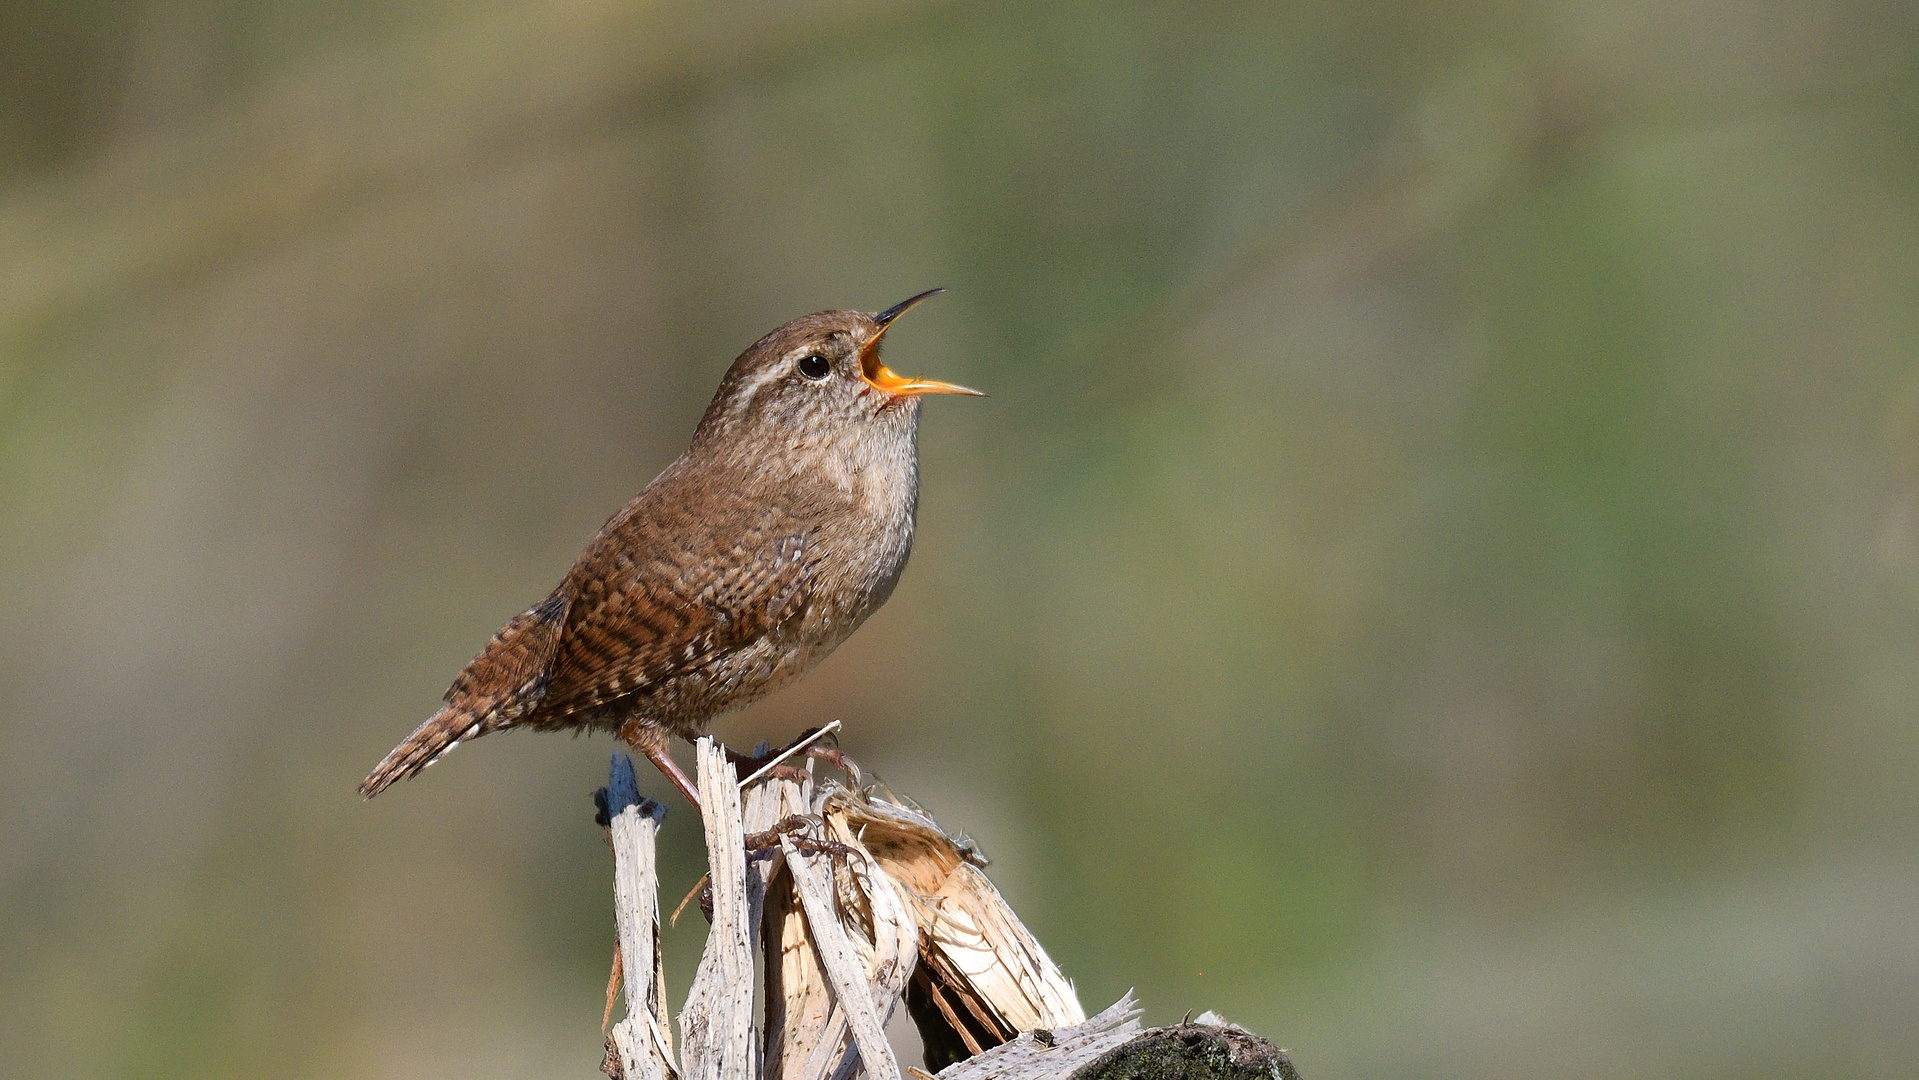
[598,753,666,825]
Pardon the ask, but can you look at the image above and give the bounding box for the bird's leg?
[642,743,702,811]
[787,722,855,777]
[729,720,849,787]
[620,720,702,811]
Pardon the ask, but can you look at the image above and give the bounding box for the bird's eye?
[797,354,832,381]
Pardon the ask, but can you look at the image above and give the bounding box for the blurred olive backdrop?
[5,1,1919,1077]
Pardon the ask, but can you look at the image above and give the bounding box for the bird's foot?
[727,722,852,787]
[806,743,857,782]
[754,762,815,786]
[742,813,857,860]
[741,813,813,850]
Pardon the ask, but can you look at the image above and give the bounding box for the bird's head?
[695,289,980,448]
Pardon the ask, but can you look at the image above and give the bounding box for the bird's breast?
[777,421,920,652]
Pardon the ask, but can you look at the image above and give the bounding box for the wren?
[360,290,977,807]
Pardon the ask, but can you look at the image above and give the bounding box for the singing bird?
[360,290,977,807]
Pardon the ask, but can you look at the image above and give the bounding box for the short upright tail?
[359,707,488,798]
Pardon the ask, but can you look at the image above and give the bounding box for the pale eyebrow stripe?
[728,355,797,414]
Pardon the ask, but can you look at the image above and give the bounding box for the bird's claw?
[742,813,856,860]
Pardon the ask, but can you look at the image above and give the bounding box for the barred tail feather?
[359,706,486,798]
[360,592,567,799]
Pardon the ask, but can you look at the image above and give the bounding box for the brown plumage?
[360,290,977,806]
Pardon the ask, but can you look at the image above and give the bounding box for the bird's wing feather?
[541,508,816,717]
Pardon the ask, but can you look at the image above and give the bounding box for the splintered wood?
[932,995,1141,1080]
[603,755,673,1080]
[679,739,762,1080]
[823,790,1084,1066]
[600,739,1100,1080]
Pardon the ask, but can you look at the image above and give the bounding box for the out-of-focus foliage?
[4,2,1918,1078]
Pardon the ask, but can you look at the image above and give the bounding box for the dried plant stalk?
[678,739,761,1080]
[932,994,1141,1080]
[607,795,675,1080]
[601,753,676,1080]
[820,785,1083,1062]
[755,775,833,1080]
[782,837,904,1080]
[604,750,1197,1080]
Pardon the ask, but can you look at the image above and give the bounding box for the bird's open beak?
[861,288,984,398]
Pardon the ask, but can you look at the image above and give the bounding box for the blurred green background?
[4,1,1919,1077]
